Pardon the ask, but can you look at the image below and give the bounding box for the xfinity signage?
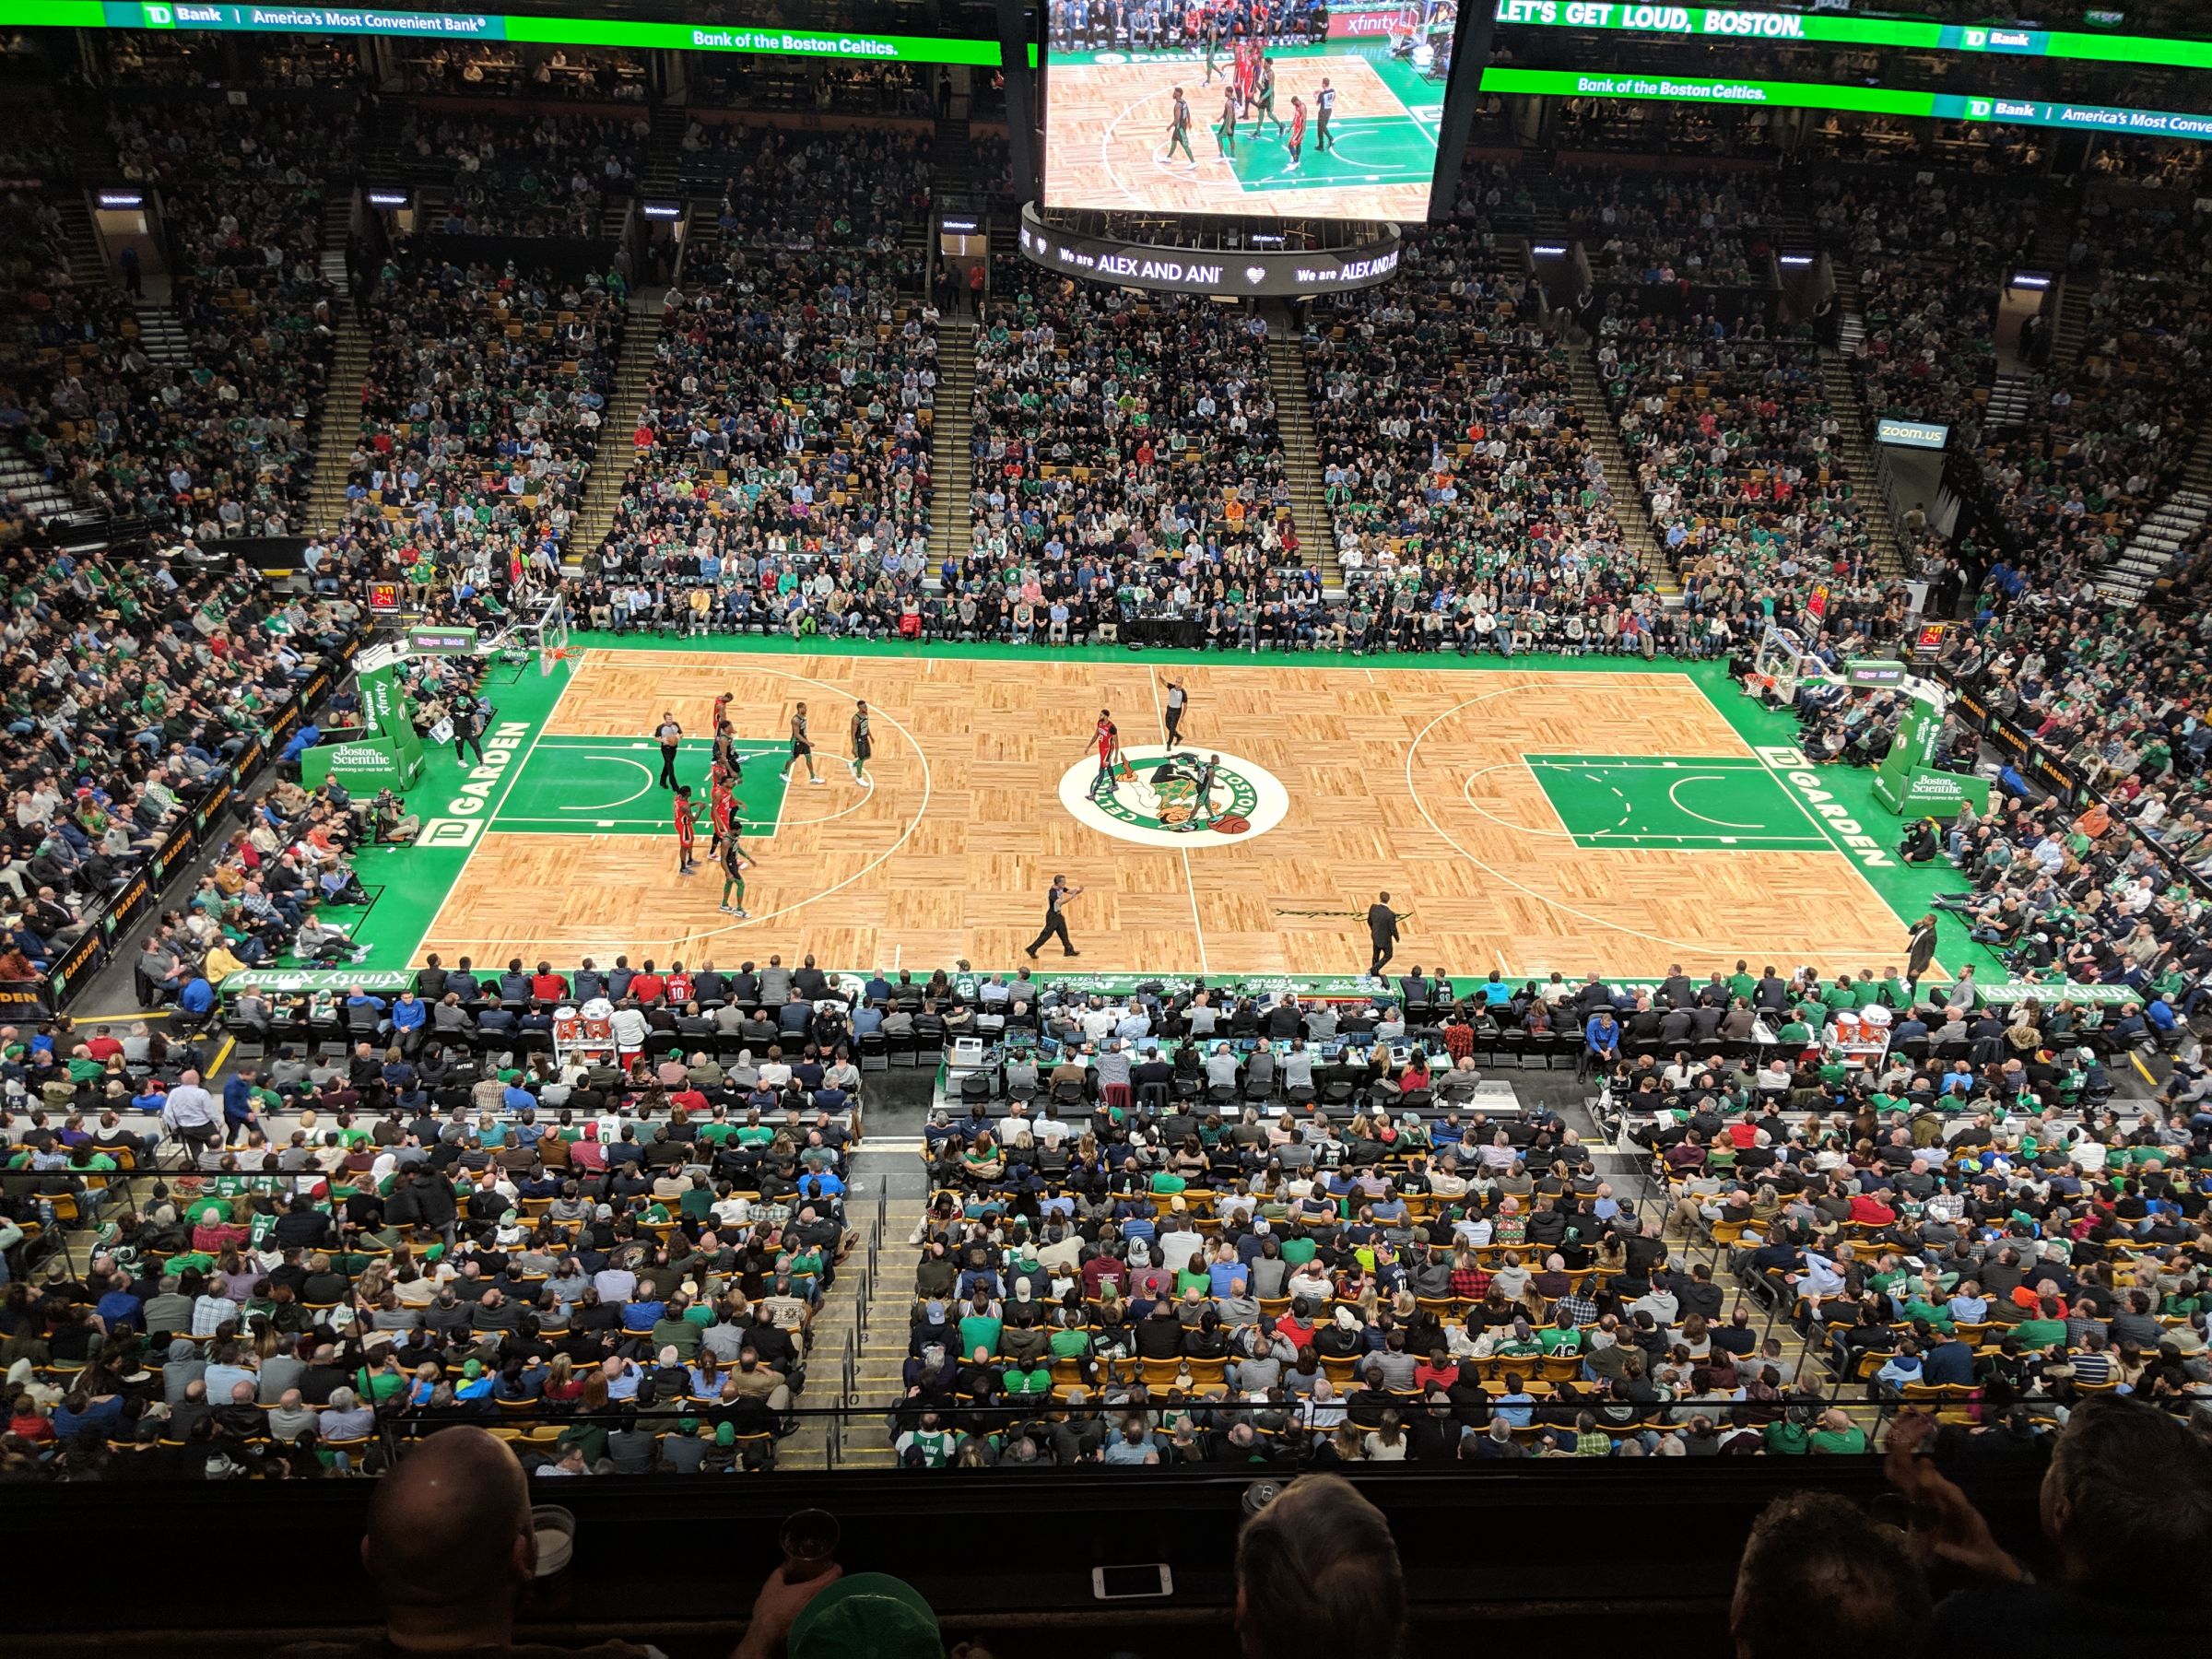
[1877,418,1950,450]
[1018,206,1403,299]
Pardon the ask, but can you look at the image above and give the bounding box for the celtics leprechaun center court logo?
[1057,745,1290,849]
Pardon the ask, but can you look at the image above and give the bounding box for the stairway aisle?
[562,297,664,565]
[318,194,354,291]
[1983,371,2039,429]
[782,1190,924,1472]
[2049,275,2092,376]
[1564,347,1674,598]
[1830,264,1869,358]
[53,192,109,288]
[2099,426,2212,604]
[0,447,77,526]
[642,105,687,199]
[924,319,975,581]
[1816,355,1908,577]
[303,313,373,535]
[1263,324,1338,590]
[930,114,973,198]
[5,187,113,529]
[129,300,193,367]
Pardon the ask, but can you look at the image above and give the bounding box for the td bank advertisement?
[5,2,1002,63]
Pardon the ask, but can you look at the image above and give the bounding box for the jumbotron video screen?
[1041,0,1460,220]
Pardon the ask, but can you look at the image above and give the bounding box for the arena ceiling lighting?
[0,1,1004,64]
[1489,1,2212,68]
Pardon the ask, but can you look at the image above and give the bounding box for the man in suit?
[1366,892,1406,978]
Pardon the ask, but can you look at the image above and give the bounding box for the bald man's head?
[363,1427,535,1617]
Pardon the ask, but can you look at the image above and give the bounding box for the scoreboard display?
[1039,0,1473,221]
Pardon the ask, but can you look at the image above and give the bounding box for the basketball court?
[1042,41,1444,218]
[327,641,1961,984]
[493,735,788,835]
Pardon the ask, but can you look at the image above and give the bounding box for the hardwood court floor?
[406,647,1919,982]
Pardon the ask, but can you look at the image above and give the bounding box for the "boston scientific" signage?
[1018,206,1403,299]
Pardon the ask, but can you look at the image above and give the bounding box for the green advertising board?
[1888,767,1992,822]
[299,653,426,794]
[1873,697,1940,814]
[0,2,1002,65]
[1480,66,2212,144]
[1488,2,2212,71]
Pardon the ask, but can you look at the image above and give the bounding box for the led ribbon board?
[1016,205,1404,298]
[1490,3,2212,70]
[1480,66,2212,143]
[0,1,1002,64]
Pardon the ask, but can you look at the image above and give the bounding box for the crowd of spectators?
[335,250,624,590]
[1555,162,1785,288]
[2088,135,2206,192]
[6,105,342,538]
[573,125,934,637]
[887,965,1930,1466]
[1978,268,2207,576]
[1934,601,2212,945]
[1548,100,1783,158]
[1305,219,1677,656]
[97,34,366,89]
[689,60,935,120]
[0,191,124,536]
[0,111,69,179]
[394,110,649,241]
[0,952,866,1475]
[1599,306,1910,647]
[394,46,649,102]
[1606,977,2212,1429]
[950,278,1303,640]
[0,548,359,1010]
[18,101,357,539]
[1822,171,2042,430]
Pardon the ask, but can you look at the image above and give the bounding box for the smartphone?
[1091,1564,1174,1601]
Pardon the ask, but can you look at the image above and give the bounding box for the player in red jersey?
[673,785,699,875]
[1288,93,1307,165]
[1085,709,1121,800]
[707,771,739,860]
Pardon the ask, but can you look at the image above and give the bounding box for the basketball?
[1211,814,1251,835]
